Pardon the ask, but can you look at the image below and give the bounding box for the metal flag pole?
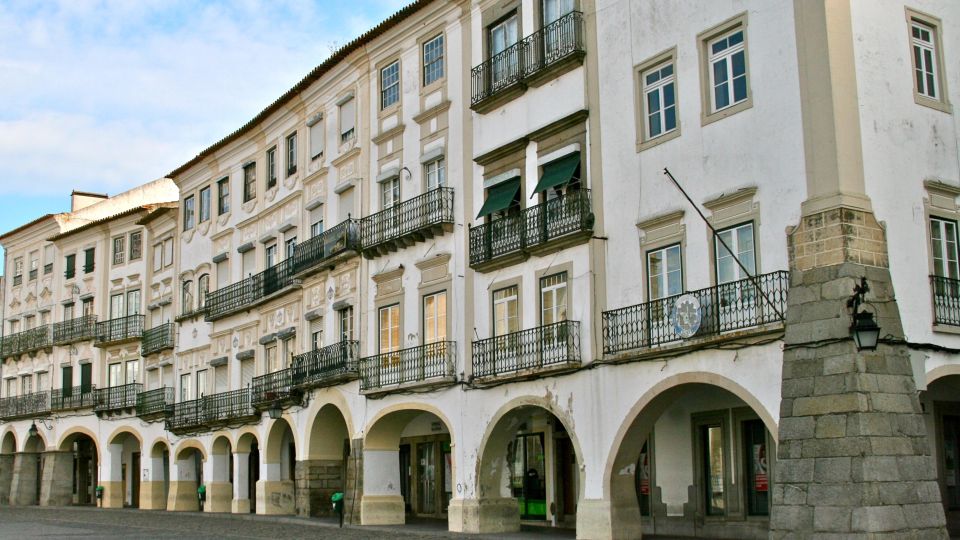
[662,167,785,321]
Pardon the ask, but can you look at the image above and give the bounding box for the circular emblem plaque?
[672,294,702,339]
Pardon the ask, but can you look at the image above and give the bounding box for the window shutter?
[340,98,355,136]
[310,121,325,158]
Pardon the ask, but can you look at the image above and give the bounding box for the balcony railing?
[291,218,361,276]
[472,320,581,379]
[53,315,98,345]
[0,391,51,420]
[96,314,144,345]
[471,11,584,106]
[359,341,456,392]
[251,368,297,407]
[292,340,360,389]
[142,323,175,355]
[206,258,300,321]
[136,387,173,418]
[602,270,790,355]
[166,388,256,432]
[469,189,593,269]
[1,325,52,358]
[360,187,455,258]
[51,385,97,411]
[931,275,960,326]
[94,383,142,413]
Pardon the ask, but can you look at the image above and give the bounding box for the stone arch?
[106,426,143,447]
[23,429,46,453]
[364,402,456,451]
[174,439,207,461]
[307,403,351,460]
[208,435,234,513]
[148,438,170,458]
[926,363,960,386]
[235,429,259,453]
[301,402,351,518]
[57,426,101,461]
[264,416,298,465]
[104,427,144,509]
[1,429,17,454]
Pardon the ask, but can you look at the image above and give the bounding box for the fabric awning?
[476,177,521,219]
[533,152,581,195]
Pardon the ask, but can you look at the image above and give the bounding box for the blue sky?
[0,0,408,270]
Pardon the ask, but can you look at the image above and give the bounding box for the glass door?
[511,433,546,520]
[540,272,568,364]
[742,419,769,516]
[417,442,436,515]
[489,13,519,89]
[944,415,960,509]
[715,222,757,329]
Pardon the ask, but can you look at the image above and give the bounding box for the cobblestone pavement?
[0,506,579,539]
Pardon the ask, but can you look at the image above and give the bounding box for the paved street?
[0,506,578,539]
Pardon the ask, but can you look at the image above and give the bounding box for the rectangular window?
[699,420,726,516]
[286,133,297,176]
[715,222,756,284]
[199,186,211,223]
[932,217,959,279]
[339,307,354,342]
[37,372,48,392]
[266,343,279,373]
[707,27,748,112]
[647,244,682,300]
[6,378,15,398]
[217,177,230,214]
[242,250,255,277]
[21,375,32,395]
[82,298,94,317]
[642,61,677,140]
[378,304,401,354]
[425,158,446,191]
[13,257,23,281]
[196,369,207,398]
[309,118,324,159]
[83,248,95,273]
[108,363,122,387]
[126,289,141,315]
[381,60,400,110]
[265,244,277,268]
[43,245,54,273]
[488,13,519,86]
[126,360,139,384]
[381,177,400,209]
[423,291,447,343]
[423,34,445,86]
[112,236,125,265]
[285,237,297,260]
[311,319,323,351]
[63,303,74,321]
[216,259,230,288]
[129,231,142,260]
[266,147,278,189]
[493,285,519,336]
[310,207,324,238]
[182,280,193,313]
[183,195,195,230]
[152,244,162,272]
[65,254,76,279]
[163,238,174,268]
[910,19,941,100]
[243,163,257,202]
[110,293,124,319]
[180,373,192,401]
[29,253,38,280]
[742,418,769,516]
[540,272,568,325]
[339,97,356,143]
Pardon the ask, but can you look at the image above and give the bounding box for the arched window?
[182,280,193,314]
[198,274,210,309]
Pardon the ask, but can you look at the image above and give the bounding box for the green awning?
[533,152,580,195]
[477,177,521,219]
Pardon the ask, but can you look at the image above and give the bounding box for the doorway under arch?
[170,443,204,511]
[58,431,99,506]
[209,435,233,513]
[303,403,352,518]
[261,418,297,515]
[104,430,143,509]
[235,431,260,514]
[142,440,170,510]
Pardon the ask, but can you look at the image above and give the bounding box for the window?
[163,238,174,268]
[217,177,230,215]
[63,303,74,321]
[542,0,574,55]
[37,372,48,392]
[13,257,22,284]
[183,195,195,230]
[543,0,574,25]
[266,147,278,189]
[647,244,682,300]
[112,236,125,265]
[21,375,32,395]
[198,274,209,309]
[180,373,192,401]
[265,244,278,268]
[641,59,677,141]
[423,34,445,86]
[381,61,400,109]
[423,291,447,343]
[82,298,94,317]
[310,207,324,238]
[540,272,568,325]
[129,231,142,260]
[311,319,323,351]
[196,369,207,398]
[126,360,139,384]
[9,320,19,334]
[83,248,95,273]
[705,24,748,114]
[43,245,54,274]
[108,363,122,387]
[110,293,124,319]
[715,222,756,284]
[339,96,356,143]
[309,117,324,159]
[266,343,279,372]
[493,285,519,336]
[242,249,255,277]
[378,304,401,354]
[182,280,193,314]
[285,237,297,260]
[425,158,446,191]
[286,133,297,176]
[6,378,15,398]
[152,244,162,272]
[64,254,76,279]
[489,13,519,86]
[932,217,959,279]
[909,14,945,103]
[199,186,211,223]
[381,176,400,209]
[742,418,769,516]
[126,289,140,315]
[697,418,727,516]
[243,162,257,202]
[339,306,354,342]
[28,253,38,280]
[24,315,34,330]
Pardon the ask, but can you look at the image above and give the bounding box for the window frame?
[197,274,210,310]
[931,216,960,279]
[425,158,446,191]
[492,283,521,337]
[422,34,445,87]
[217,177,231,215]
[286,132,298,176]
[646,242,684,301]
[243,162,257,202]
[339,96,356,143]
[380,60,401,110]
[129,230,142,261]
[83,247,95,274]
[422,290,448,344]
[714,221,757,285]
[112,236,126,265]
[635,47,680,151]
[381,176,401,210]
[183,195,195,231]
[905,8,951,112]
[698,13,752,125]
[266,147,278,189]
[199,186,211,223]
[378,303,401,354]
[539,271,569,326]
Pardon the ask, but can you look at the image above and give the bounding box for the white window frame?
[707,28,747,113]
[378,304,401,354]
[286,132,297,176]
[642,60,677,141]
[931,217,960,279]
[647,244,683,301]
[493,285,519,336]
[382,177,400,210]
[423,34,445,86]
[540,272,568,325]
[715,222,756,285]
[906,9,950,112]
[423,291,447,344]
[425,158,446,191]
[112,236,126,265]
[380,60,400,110]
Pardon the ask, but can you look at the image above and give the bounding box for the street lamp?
[268,402,282,420]
[848,277,881,351]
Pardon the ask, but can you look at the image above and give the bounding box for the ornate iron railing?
[1,325,52,358]
[141,323,175,355]
[602,271,790,355]
[359,341,456,391]
[0,391,50,420]
[292,340,360,389]
[206,257,300,321]
[94,383,142,412]
[95,315,144,344]
[291,218,361,275]
[360,187,455,256]
[472,320,581,378]
[931,275,960,326]
[51,385,97,410]
[166,388,256,431]
[53,315,98,344]
[136,387,173,418]
[471,11,584,105]
[251,368,295,406]
[469,189,592,267]
[166,398,203,431]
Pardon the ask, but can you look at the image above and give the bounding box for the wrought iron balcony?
[359,341,456,392]
[205,257,300,321]
[292,340,360,389]
[251,368,299,407]
[602,270,790,355]
[51,385,97,411]
[360,187,455,258]
[469,189,593,270]
[95,314,144,346]
[0,391,51,420]
[136,387,173,418]
[141,323,175,355]
[0,325,52,358]
[471,11,585,108]
[94,383,142,414]
[166,388,256,432]
[931,275,960,326]
[472,320,581,379]
[290,218,361,277]
[53,315,98,345]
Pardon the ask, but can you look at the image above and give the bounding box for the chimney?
[71,190,109,212]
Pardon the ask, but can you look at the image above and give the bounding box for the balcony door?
[423,292,447,376]
[542,0,574,60]
[378,304,401,385]
[715,222,757,328]
[540,272,568,364]
[489,13,519,90]
[110,293,124,320]
[647,244,682,343]
[493,286,520,372]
